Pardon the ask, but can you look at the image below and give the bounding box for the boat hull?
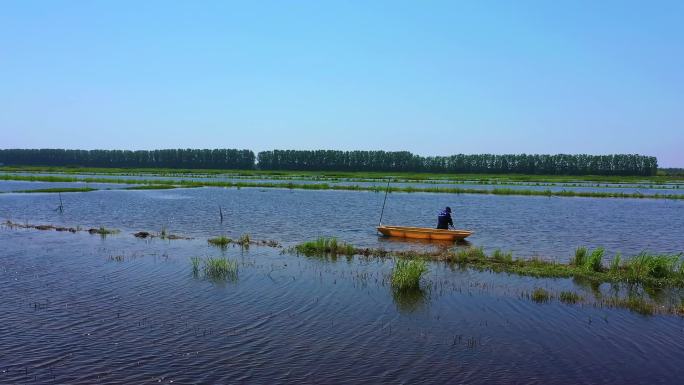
[377,225,472,241]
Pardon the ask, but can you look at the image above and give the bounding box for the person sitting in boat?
[437,207,453,229]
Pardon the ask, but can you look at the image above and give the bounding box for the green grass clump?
[203,257,238,281]
[491,249,513,263]
[452,247,486,262]
[625,253,682,281]
[586,247,605,272]
[531,288,551,303]
[295,237,356,256]
[572,247,604,272]
[573,247,588,266]
[391,259,428,291]
[559,291,583,304]
[609,254,622,272]
[208,235,232,247]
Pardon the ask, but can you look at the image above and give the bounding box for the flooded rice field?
[2,182,684,383]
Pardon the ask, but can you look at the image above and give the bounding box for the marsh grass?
[391,259,428,291]
[3,173,683,200]
[604,296,656,315]
[531,288,551,303]
[610,254,622,272]
[200,257,238,281]
[237,234,251,248]
[89,226,119,236]
[624,253,681,281]
[292,240,684,289]
[573,247,588,266]
[559,291,583,304]
[208,235,232,248]
[191,257,201,276]
[491,249,513,263]
[295,237,355,256]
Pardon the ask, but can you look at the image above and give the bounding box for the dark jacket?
[437,209,453,229]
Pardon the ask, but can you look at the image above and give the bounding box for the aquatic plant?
[572,247,588,267]
[491,249,513,263]
[203,257,238,281]
[559,291,582,304]
[295,237,355,256]
[208,235,232,247]
[604,296,656,316]
[238,233,251,246]
[610,254,622,272]
[190,257,201,275]
[3,173,684,200]
[391,259,428,291]
[451,247,486,262]
[530,288,551,303]
[89,226,119,236]
[586,247,605,272]
[624,253,682,281]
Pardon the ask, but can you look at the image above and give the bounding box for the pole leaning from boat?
[378,178,391,227]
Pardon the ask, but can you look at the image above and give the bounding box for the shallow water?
[1,186,683,258]
[0,180,129,192]
[1,229,683,384]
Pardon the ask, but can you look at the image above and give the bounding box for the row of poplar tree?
[0,149,658,176]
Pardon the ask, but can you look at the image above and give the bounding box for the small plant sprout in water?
[238,234,251,248]
[191,257,201,276]
[391,259,428,291]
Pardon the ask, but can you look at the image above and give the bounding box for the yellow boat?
[376,225,473,241]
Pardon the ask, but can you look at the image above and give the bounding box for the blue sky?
[1,1,682,166]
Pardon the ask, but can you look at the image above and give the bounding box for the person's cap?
[446,206,451,212]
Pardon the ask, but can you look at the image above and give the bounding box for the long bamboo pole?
[377,179,391,227]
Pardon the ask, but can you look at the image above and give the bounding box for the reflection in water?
[377,235,472,254]
[392,287,429,313]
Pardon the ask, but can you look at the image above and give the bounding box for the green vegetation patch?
[208,235,232,247]
[391,259,428,291]
[191,256,239,281]
[295,237,355,256]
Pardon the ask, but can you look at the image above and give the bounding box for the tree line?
[0,149,255,169]
[0,149,658,175]
[256,150,658,176]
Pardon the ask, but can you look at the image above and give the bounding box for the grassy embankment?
[2,165,683,184]
[2,174,683,200]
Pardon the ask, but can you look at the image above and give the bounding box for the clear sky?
[1,1,682,166]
